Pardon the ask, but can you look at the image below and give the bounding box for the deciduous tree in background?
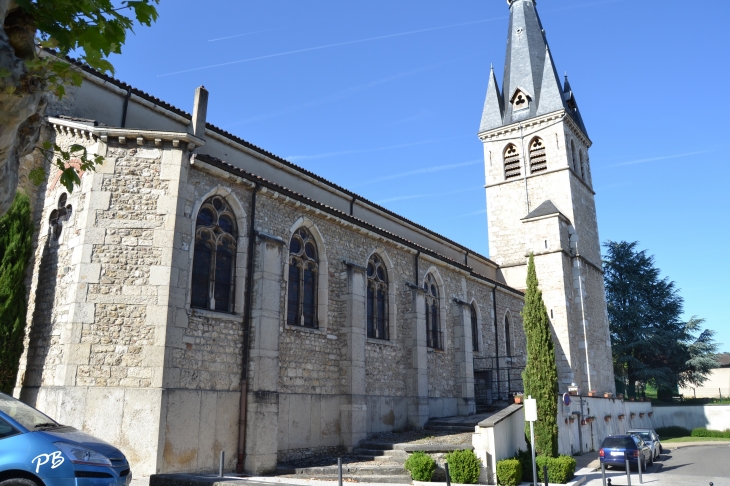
[603,241,718,398]
[0,0,159,216]
[521,253,559,457]
[0,192,33,394]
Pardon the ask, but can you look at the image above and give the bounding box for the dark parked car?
[599,434,653,470]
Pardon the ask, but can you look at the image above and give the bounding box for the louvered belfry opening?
[503,144,521,179]
[529,137,547,174]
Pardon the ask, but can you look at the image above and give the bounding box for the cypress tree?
[521,253,559,457]
[0,192,34,394]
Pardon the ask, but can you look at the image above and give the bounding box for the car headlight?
[54,442,112,467]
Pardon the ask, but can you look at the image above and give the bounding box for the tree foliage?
[521,253,559,457]
[0,192,34,394]
[603,241,718,396]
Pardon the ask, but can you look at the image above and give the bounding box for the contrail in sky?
[607,150,712,168]
[356,159,482,187]
[377,187,481,205]
[287,136,467,162]
[208,29,274,42]
[158,16,506,77]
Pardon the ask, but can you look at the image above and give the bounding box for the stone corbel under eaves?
[477,110,566,142]
[47,116,205,150]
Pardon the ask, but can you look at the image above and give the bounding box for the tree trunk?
[0,0,47,216]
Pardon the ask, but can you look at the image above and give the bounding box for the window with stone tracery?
[366,254,388,340]
[424,273,442,350]
[49,193,72,240]
[529,137,547,174]
[503,144,521,180]
[471,304,479,352]
[191,196,238,313]
[287,228,318,328]
[511,89,529,111]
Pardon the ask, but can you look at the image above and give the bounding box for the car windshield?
[0,393,58,430]
[632,432,652,441]
[603,437,636,449]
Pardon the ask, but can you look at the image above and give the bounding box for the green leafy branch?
[36,141,104,192]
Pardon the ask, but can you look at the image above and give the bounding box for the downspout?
[414,250,420,284]
[120,86,132,128]
[237,183,261,473]
[519,123,530,214]
[576,255,592,392]
[492,287,500,400]
[350,196,356,216]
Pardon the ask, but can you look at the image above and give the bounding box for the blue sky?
[108,0,730,352]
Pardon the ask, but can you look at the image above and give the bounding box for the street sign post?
[525,397,538,486]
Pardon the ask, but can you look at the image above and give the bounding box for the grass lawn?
[663,436,730,443]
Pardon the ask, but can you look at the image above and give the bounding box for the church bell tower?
[479,0,615,394]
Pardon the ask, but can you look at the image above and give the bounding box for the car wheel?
[659,444,663,454]
[0,479,40,486]
[648,454,653,466]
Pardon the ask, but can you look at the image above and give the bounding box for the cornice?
[478,110,565,142]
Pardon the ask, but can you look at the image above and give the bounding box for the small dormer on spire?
[479,65,504,133]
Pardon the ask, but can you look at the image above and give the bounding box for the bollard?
[607,480,612,486]
[637,456,643,484]
[625,458,632,486]
[219,451,224,478]
[445,463,452,486]
[543,464,548,486]
[601,463,607,486]
[338,457,343,486]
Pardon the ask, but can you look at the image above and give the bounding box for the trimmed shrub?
[496,459,522,486]
[445,449,482,484]
[514,448,533,481]
[404,451,436,481]
[656,426,691,438]
[691,428,730,438]
[518,453,577,484]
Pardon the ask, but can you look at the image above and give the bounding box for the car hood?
[35,426,126,460]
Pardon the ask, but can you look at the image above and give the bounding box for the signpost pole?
[525,396,538,486]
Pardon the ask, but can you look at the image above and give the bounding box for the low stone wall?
[472,404,527,485]
[557,396,653,455]
[652,405,730,431]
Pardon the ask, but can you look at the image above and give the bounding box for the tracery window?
[471,304,479,352]
[511,89,530,111]
[287,228,318,328]
[366,254,388,340]
[504,314,512,357]
[49,193,72,240]
[503,144,521,180]
[579,150,586,181]
[529,137,547,174]
[191,196,238,313]
[424,273,442,350]
[571,140,579,174]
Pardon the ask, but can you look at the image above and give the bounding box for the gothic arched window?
[49,193,73,240]
[579,150,586,181]
[471,304,479,352]
[529,137,547,174]
[287,227,318,328]
[191,196,238,313]
[366,254,388,340]
[571,140,579,174]
[504,314,512,357]
[503,144,521,180]
[424,273,442,350]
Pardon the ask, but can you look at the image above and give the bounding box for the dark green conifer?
[0,192,34,393]
[521,253,559,457]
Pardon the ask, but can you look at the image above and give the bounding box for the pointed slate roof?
[563,75,588,135]
[479,0,587,136]
[521,200,569,222]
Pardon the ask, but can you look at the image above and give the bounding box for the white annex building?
[15,0,614,477]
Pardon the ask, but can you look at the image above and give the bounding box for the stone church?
[14,0,614,477]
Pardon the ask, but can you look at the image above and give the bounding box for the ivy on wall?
[0,192,34,394]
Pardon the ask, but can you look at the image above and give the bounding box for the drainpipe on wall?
[236,183,261,473]
[491,287,500,400]
[414,250,420,284]
[519,123,530,214]
[120,87,132,128]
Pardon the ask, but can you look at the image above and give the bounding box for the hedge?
[445,449,481,484]
[496,459,522,486]
[691,428,730,439]
[514,450,576,484]
[404,451,436,481]
[655,426,691,438]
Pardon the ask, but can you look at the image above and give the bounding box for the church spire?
[479,0,586,136]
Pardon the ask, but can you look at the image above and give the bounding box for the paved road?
[583,443,730,486]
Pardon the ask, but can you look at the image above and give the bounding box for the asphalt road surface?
[587,443,730,486]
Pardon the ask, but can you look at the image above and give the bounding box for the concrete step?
[353,448,389,456]
[277,465,407,476]
[358,442,398,451]
[280,474,411,484]
[423,424,475,433]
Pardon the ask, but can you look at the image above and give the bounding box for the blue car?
[599,434,652,470]
[0,392,131,486]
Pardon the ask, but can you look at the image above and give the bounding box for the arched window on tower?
[366,254,389,340]
[504,314,512,357]
[425,273,442,350]
[287,227,319,328]
[49,193,73,240]
[503,144,521,180]
[571,140,579,174]
[579,150,586,181]
[529,137,547,174]
[191,196,238,313]
[471,304,479,352]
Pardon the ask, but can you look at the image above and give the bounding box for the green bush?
[514,448,533,481]
[517,453,576,484]
[445,449,481,484]
[404,451,436,481]
[655,426,691,438]
[496,459,522,486]
[691,428,730,438]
